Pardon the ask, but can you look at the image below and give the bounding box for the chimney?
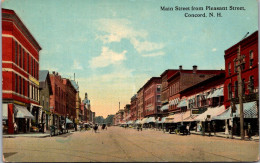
[179,65,183,70]
[193,65,197,73]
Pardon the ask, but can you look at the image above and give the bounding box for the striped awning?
[160,104,169,111]
[177,99,187,108]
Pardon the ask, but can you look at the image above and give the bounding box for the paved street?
[3,126,259,162]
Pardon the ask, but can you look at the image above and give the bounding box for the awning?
[2,104,8,120]
[157,117,166,123]
[135,120,141,124]
[194,105,225,121]
[160,104,169,111]
[140,118,148,124]
[173,110,191,123]
[146,117,156,123]
[183,115,198,122]
[177,99,187,108]
[14,105,34,119]
[232,101,257,118]
[211,88,224,98]
[66,118,73,123]
[127,120,133,124]
[212,108,231,120]
[165,114,176,123]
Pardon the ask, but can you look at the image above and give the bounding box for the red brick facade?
[62,79,77,119]
[224,31,258,109]
[2,9,42,134]
[168,66,224,112]
[143,77,162,117]
[49,72,66,117]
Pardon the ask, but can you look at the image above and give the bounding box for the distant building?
[137,87,144,120]
[39,70,53,131]
[2,8,42,134]
[130,95,137,121]
[143,77,162,119]
[49,71,66,129]
[63,79,77,122]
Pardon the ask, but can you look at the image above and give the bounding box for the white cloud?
[212,48,217,52]
[72,60,83,70]
[130,38,165,53]
[89,47,127,68]
[142,51,165,57]
[95,19,165,54]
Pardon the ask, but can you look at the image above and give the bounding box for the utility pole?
[236,32,249,140]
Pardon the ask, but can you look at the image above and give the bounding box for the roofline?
[2,8,42,51]
[179,72,225,94]
[143,77,161,89]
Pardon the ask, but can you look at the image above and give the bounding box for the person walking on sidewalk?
[208,122,211,137]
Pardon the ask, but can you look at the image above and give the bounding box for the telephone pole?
[236,32,249,140]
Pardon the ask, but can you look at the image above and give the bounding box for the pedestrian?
[248,123,252,140]
[212,121,216,136]
[186,124,190,135]
[208,122,211,137]
[94,124,98,133]
[14,122,18,134]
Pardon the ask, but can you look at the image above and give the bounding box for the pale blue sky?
[2,0,258,117]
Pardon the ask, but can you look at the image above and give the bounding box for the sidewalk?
[190,131,259,141]
[3,129,76,138]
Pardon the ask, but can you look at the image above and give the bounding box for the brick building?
[137,87,144,120]
[224,31,258,109]
[49,72,66,128]
[224,31,259,135]
[168,65,224,113]
[160,69,179,114]
[63,79,77,122]
[130,94,137,121]
[143,77,162,119]
[2,9,42,134]
[123,104,131,123]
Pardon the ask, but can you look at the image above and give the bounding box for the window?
[241,57,245,70]
[27,53,29,72]
[31,57,33,76]
[196,95,200,107]
[234,61,237,73]
[28,82,30,97]
[19,76,21,94]
[249,51,254,67]
[242,79,245,96]
[157,85,161,93]
[22,49,24,69]
[228,62,231,75]
[234,81,238,98]
[157,95,161,102]
[228,83,232,99]
[18,45,20,67]
[22,79,24,95]
[15,41,18,64]
[249,76,254,93]
[15,74,17,92]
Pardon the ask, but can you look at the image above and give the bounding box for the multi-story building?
[2,9,42,134]
[160,69,179,114]
[123,104,131,123]
[167,65,224,113]
[224,31,258,108]
[143,77,162,119]
[70,79,81,124]
[63,79,77,122]
[178,73,225,129]
[39,70,53,131]
[49,71,66,128]
[130,94,137,121]
[137,87,144,120]
[224,31,258,135]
